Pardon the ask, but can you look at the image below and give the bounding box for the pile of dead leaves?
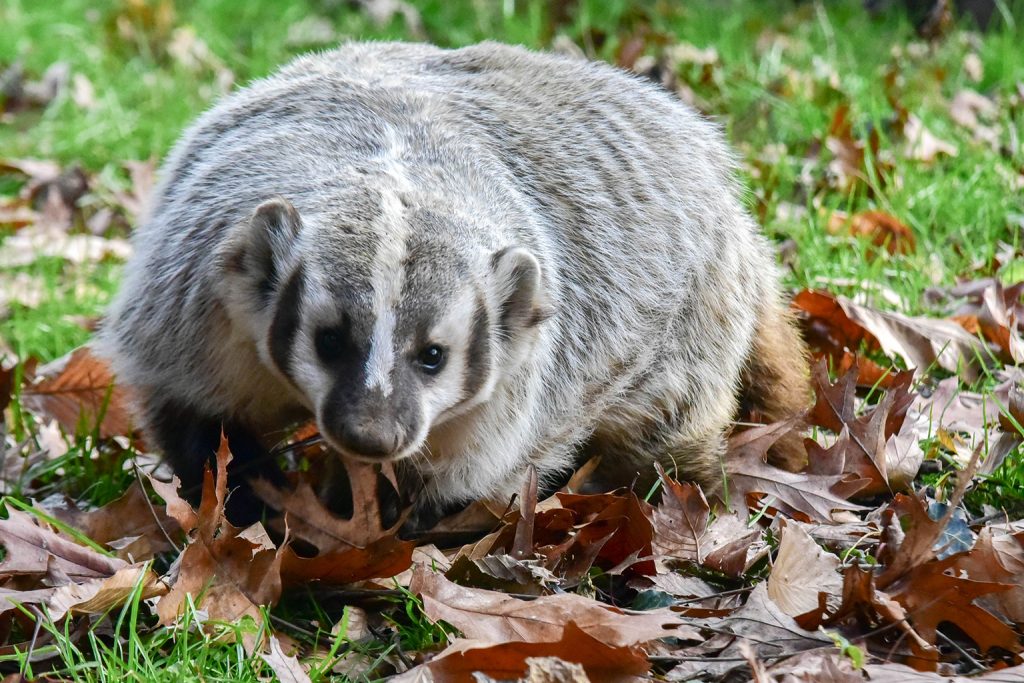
[2,269,1024,682]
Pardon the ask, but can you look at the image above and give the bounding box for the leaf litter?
[5,305,1024,679]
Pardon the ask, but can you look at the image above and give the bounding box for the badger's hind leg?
[586,298,813,496]
[141,395,284,525]
[583,401,732,499]
[738,297,812,472]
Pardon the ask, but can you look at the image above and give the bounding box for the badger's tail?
[738,296,812,471]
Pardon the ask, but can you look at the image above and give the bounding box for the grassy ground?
[1,0,1023,679]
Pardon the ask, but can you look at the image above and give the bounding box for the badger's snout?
[330,416,405,459]
[319,384,421,461]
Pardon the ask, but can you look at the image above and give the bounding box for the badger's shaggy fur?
[99,41,810,520]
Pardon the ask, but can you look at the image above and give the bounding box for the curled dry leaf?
[908,376,1002,445]
[0,230,133,268]
[966,280,1024,364]
[760,649,863,682]
[46,564,166,621]
[260,635,312,683]
[0,509,164,623]
[806,360,918,496]
[794,289,990,381]
[700,512,764,578]
[864,661,1024,682]
[547,490,656,579]
[0,508,126,581]
[950,89,1000,146]
[445,554,557,596]
[463,487,658,582]
[888,556,1018,668]
[824,103,877,192]
[0,567,165,622]
[19,345,137,441]
[48,481,179,561]
[827,566,934,657]
[766,519,842,621]
[946,523,1024,623]
[356,0,425,38]
[0,62,69,112]
[116,159,157,224]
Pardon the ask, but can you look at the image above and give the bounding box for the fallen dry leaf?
[0,62,69,113]
[0,508,126,581]
[947,522,1024,623]
[71,73,96,110]
[0,230,132,268]
[649,464,709,563]
[20,345,137,440]
[807,361,917,495]
[697,583,832,664]
[409,565,699,647]
[864,661,1024,681]
[794,289,990,381]
[393,622,650,682]
[468,487,659,582]
[725,418,867,520]
[903,114,958,163]
[700,512,765,577]
[824,104,879,192]
[48,481,178,561]
[152,438,283,631]
[950,89,1000,146]
[760,648,863,682]
[46,564,165,620]
[260,635,311,683]
[251,458,415,586]
[888,555,1018,667]
[445,554,557,596]
[877,492,956,587]
[766,519,842,620]
[827,209,916,255]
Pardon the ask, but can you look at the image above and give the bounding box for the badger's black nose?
[332,419,403,460]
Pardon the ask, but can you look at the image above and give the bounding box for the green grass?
[2,0,1024,679]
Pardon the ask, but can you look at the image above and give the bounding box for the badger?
[98,41,810,523]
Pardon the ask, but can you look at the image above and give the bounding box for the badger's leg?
[141,396,284,525]
[584,410,730,499]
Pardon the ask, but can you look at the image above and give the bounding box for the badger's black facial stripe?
[461,293,491,401]
[268,264,305,384]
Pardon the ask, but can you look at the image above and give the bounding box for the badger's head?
[217,194,552,462]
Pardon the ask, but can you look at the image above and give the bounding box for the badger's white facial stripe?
[365,304,398,395]
[365,155,413,398]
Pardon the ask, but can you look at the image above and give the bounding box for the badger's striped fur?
[98,41,810,521]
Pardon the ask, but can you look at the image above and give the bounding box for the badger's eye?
[416,345,447,375]
[315,327,347,362]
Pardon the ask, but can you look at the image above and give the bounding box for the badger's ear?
[220,197,302,305]
[491,247,553,338]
